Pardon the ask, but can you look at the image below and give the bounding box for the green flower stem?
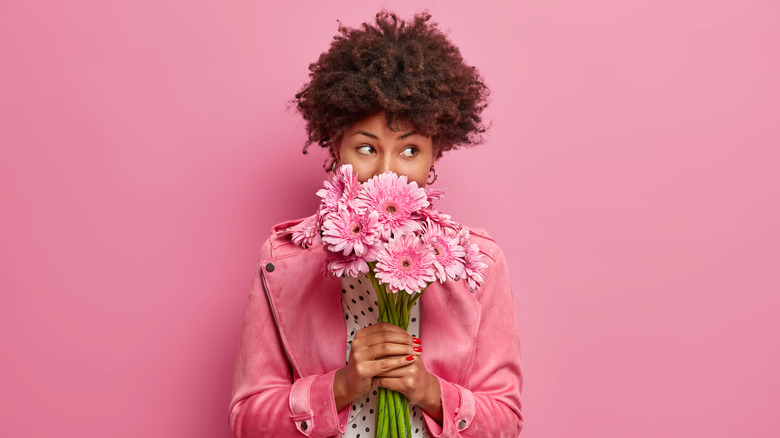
[377,387,386,436]
[408,288,426,310]
[388,390,399,438]
[401,397,411,438]
[385,291,395,321]
[367,267,435,438]
[397,391,410,438]
[400,396,408,438]
[399,293,409,330]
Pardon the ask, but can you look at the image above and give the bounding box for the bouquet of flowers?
[292,164,486,438]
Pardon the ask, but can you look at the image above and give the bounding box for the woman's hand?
[372,350,442,422]
[333,322,443,424]
[334,322,420,408]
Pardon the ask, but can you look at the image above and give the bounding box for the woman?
[230,11,523,437]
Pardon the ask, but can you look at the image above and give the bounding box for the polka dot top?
[340,273,429,438]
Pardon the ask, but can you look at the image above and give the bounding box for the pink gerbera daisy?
[425,187,447,203]
[357,172,429,240]
[416,206,460,237]
[375,234,436,294]
[326,242,381,278]
[423,221,466,283]
[321,209,380,256]
[316,164,361,212]
[291,215,320,248]
[459,229,488,293]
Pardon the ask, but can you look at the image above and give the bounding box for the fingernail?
[413,346,422,352]
[412,337,422,344]
[406,355,414,361]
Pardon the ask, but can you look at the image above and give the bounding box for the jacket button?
[300,420,308,431]
[458,419,467,429]
[265,263,275,272]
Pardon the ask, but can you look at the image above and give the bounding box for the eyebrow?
[351,130,418,140]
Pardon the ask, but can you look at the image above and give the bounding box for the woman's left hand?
[372,344,444,424]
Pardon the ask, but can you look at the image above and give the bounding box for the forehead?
[346,112,416,135]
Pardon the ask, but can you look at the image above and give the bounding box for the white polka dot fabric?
[341,273,428,438]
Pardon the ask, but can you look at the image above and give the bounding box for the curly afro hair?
[294,10,490,163]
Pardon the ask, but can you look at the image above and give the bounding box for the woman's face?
[334,112,436,187]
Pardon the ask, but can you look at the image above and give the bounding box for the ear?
[331,135,343,162]
[432,140,446,160]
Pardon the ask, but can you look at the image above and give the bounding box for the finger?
[355,322,412,337]
[353,329,418,349]
[375,361,422,379]
[364,354,416,377]
[372,373,417,393]
[362,343,421,361]
[374,368,410,379]
[373,364,427,403]
[375,353,426,378]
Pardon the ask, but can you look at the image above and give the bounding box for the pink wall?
[1,1,777,437]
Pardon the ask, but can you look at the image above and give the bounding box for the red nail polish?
[412,337,422,344]
[406,355,414,361]
[413,346,422,352]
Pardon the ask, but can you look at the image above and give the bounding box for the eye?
[357,145,375,155]
[400,146,418,157]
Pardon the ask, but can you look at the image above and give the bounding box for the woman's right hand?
[333,322,421,411]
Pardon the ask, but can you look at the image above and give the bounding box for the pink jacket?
[229,217,523,437]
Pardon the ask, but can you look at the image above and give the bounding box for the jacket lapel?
[262,245,347,378]
[420,281,481,384]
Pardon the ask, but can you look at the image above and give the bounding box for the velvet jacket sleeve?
[228,225,350,438]
[419,232,524,437]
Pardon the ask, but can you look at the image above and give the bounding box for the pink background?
[1,0,777,437]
